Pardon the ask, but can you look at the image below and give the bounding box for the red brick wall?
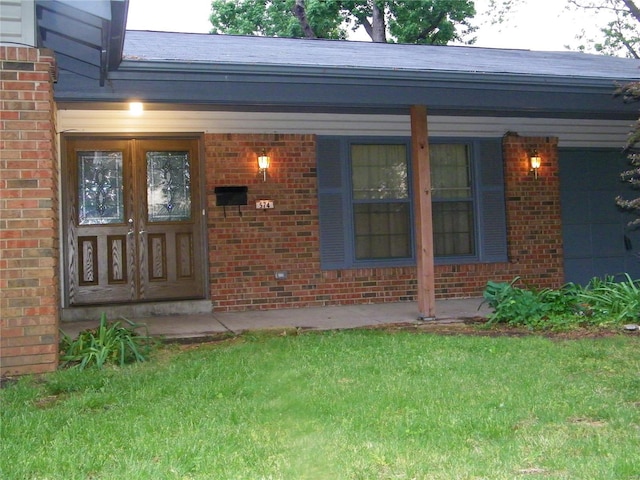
[0,47,60,376]
[502,133,564,286]
[206,134,323,310]
[206,132,564,312]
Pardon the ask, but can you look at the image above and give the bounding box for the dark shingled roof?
[123,30,640,81]
[52,29,640,118]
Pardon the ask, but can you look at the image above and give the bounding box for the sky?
[126,0,600,52]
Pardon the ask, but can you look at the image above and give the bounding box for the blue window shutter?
[476,139,508,263]
[317,137,346,269]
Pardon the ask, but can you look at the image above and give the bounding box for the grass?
[2,330,639,479]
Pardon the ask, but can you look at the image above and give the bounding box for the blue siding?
[559,148,640,284]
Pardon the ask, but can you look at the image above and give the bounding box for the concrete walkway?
[61,298,490,340]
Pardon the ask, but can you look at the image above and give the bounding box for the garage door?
[559,148,640,284]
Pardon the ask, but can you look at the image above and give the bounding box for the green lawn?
[2,330,639,479]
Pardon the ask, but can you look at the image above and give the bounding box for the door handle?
[139,230,146,235]
[127,218,134,236]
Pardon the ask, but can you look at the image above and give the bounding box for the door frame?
[60,133,209,308]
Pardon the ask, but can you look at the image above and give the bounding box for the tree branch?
[622,36,640,58]
[292,0,317,39]
[568,0,628,14]
[351,1,386,42]
[415,12,447,42]
[622,0,640,23]
[358,15,374,39]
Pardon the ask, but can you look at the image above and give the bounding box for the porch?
[61,298,489,341]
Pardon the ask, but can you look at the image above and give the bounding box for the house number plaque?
[256,199,274,209]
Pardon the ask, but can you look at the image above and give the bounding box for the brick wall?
[206,134,323,310]
[206,132,564,312]
[502,133,564,286]
[0,47,60,376]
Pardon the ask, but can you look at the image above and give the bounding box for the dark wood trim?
[411,105,436,319]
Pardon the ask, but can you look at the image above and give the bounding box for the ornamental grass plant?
[59,313,153,370]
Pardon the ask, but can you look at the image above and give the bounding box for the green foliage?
[483,278,575,329]
[579,274,640,322]
[208,0,476,44]
[483,275,640,330]
[209,0,347,38]
[387,0,476,45]
[59,313,152,370]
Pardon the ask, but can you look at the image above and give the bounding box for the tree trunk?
[292,0,317,39]
[371,1,387,43]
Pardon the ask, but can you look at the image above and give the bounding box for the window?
[351,144,411,260]
[431,144,475,257]
[317,137,507,270]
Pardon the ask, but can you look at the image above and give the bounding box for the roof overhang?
[35,0,128,86]
[54,59,640,120]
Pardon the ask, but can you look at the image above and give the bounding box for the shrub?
[482,275,640,330]
[482,278,576,328]
[59,313,153,370]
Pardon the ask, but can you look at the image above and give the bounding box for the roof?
[50,22,640,119]
[123,31,640,82]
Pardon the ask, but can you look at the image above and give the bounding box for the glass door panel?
[147,151,192,222]
[78,151,124,225]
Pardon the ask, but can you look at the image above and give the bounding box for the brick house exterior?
[1,1,637,376]
[0,101,563,375]
[1,47,60,375]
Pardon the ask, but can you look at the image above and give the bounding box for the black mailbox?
[214,186,248,206]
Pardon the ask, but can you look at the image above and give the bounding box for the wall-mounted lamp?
[530,149,541,179]
[257,149,270,182]
[129,102,143,116]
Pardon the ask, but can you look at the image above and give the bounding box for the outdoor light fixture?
[129,102,143,116]
[530,149,541,179]
[257,149,270,182]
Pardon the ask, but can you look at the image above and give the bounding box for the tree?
[487,0,640,58]
[209,0,477,45]
[616,82,640,228]
[571,0,640,58]
[209,0,347,39]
